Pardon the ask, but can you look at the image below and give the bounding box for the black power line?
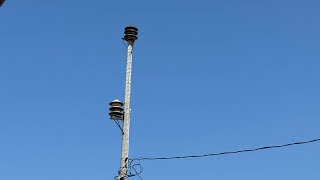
[131,138,320,161]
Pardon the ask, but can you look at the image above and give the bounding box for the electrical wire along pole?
[109,26,138,180]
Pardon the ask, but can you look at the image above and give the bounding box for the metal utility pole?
[109,26,138,180]
[119,26,138,180]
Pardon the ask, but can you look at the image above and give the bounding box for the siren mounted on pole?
[122,26,138,42]
[109,99,124,120]
[109,25,139,180]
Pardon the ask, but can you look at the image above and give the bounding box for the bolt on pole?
[118,26,138,180]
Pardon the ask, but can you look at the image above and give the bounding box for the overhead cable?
[131,138,320,161]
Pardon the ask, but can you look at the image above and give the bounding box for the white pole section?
[119,40,134,180]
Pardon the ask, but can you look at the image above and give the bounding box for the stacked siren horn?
[123,26,138,42]
[109,99,124,120]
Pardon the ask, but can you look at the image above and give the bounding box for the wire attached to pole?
[113,120,124,135]
[122,137,320,179]
[131,137,320,161]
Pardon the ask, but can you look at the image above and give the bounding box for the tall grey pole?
[118,26,138,180]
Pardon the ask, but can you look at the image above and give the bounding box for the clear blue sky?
[1,0,319,179]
